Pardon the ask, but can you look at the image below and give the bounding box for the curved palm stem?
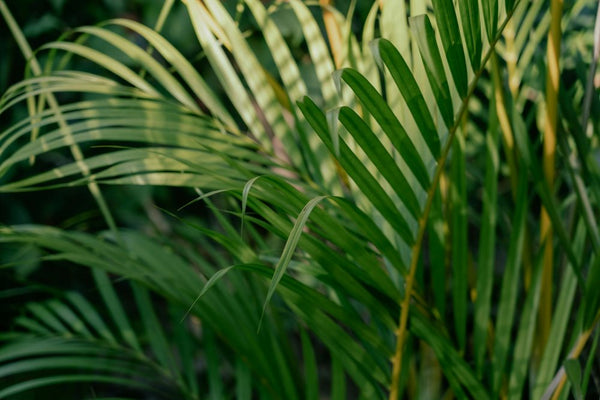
[388,5,522,397]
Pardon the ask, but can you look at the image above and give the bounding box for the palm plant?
[1,0,600,398]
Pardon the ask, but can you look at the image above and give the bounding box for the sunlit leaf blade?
[376,38,441,159]
[431,0,468,97]
[72,25,200,112]
[298,97,415,245]
[184,0,272,151]
[482,0,499,42]
[458,0,482,71]
[379,0,409,60]
[340,68,431,190]
[202,0,302,168]
[338,106,421,219]
[243,0,335,189]
[105,18,237,127]
[39,42,159,96]
[288,0,339,109]
[410,15,454,128]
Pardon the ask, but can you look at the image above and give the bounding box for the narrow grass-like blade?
[564,359,583,400]
[583,256,600,328]
[340,68,431,190]
[411,15,454,128]
[288,0,339,108]
[411,311,490,399]
[482,0,498,42]
[331,355,346,400]
[25,303,69,334]
[376,38,441,159]
[581,327,600,398]
[260,196,329,328]
[131,285,178,376]
[185,0,271,151]
[204,326,224,400]
[182,265,236,321]
[512,110,585,287]
[169,304,199,399]
[491,173,528,395]
[72,26,200,112]
[431,0,468,97]
[105,19,237,127]
[0,375,154,399]
[428,189,446,318]
[91,269,141,352]
[507,252,544,399]
[298,97,415,244]
[234,359,252,400]
[450,131,468,351]
[39,42,159,96]
[458,0,482,71]
[473,92,499,375]
[301,330,319,400]
[338,106,421,219]
[203,0,300,166]
[379,0,409,59]
[46,299,93,338]
[65,292,115,344]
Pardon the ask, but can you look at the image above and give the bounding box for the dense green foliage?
[1,0,600,398]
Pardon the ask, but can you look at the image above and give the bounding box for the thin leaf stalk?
[388,7,522,397]
[491,51,518,198]
[540,0,563,351]
[492,49,535,314]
